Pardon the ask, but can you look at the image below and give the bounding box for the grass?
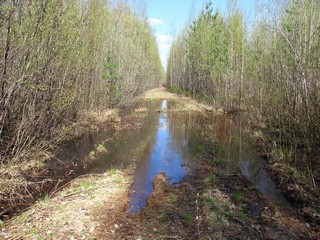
[167,193,178,204]
[161,211,172,221]
[96,143,107,153]
[204,196,218,209]
[237,207,246,219]
[140,87,211,112]
[204,193,241,223]
[38,192,50,203]
[204,197,223,221]
[89,150,96,158]
[184,213,193,224]
[3,170,130,239]
[109,169,119,175]
[207,174,217,184]
[233,191,243,201]
[38,159,46,169]
[88,143,107,159]
[79,180,93,190]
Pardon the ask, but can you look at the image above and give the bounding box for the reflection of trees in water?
[166,106,286,205]
[166,109,243,170]
[99,112,160,168]
[167,111,215,160]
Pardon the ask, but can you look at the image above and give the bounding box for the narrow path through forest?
[1,88,318,240]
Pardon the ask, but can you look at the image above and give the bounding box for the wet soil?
[266,163,320,228]
[1,88,319,239]
[93,97,319,239]
[0,100,157,220]
[94,156,319,240]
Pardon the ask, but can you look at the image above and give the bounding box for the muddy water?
[50,99,286,214]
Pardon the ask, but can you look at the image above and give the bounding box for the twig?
[49,179,62,198]
[49,173,97,197]
[52,156,69,168]
[162,236,181,239]
[59,187,95,199]
[195,191,202,239]
[0,209,10,218]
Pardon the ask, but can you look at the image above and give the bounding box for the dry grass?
[0,169,131,240]
[0,87,219,239]
[139,87,215,112]
[140,87,180,101]
[85,109,121,125]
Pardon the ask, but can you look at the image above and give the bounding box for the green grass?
[184,213,193,224]
[225,211,234,221]
[96,144,107,153]
[233,192,243,201]
[79,180,93,190]
[89,150,96,158]
[161,211,171,220]
[207,174,217,184]
[112,176,123,183]
[237,206,246,219]
[38,192,49,203]
[168,193,178,204]
[38,159,46,169]
[16,211,31,224]
[204,197,217,209]
[109,169,119,175]
[205,196,234,222]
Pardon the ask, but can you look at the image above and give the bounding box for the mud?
[1,88,319,239]
[94,156,319,239]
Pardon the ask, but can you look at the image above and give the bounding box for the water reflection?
[207,115,287,206]
[240,153,287,205]
[53,99,286,214]
[128,101,287,212]
[128,100,188,213]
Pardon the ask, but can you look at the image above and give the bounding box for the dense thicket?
[167,0,320,184]
[0,0,163,160]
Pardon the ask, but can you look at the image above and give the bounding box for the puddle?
[126,101,287,212]
[50,99,287,214]
[205,115,287,206]
[128,100,190,213]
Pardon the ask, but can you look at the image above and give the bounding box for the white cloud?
[159,43,171,50]
[159,47,171,69]
[156,34,174,44]
[148,18,164,26]
[155,35,174,69]
[160,54,168,68]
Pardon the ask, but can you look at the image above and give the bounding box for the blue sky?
[141,0,256,69]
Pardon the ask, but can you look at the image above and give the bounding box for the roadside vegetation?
[0,0,163,163]
[0,0,319,238]
[1,89,318,239]
[0,0,163,220]
[167,0,320,188]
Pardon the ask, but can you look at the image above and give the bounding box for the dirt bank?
[94,157,318,240]
[1,88,319,239]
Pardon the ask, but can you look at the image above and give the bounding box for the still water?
[51,99,286,213]
[128,100,189,212]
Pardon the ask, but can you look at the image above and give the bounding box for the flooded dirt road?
[126,99,287,213]
[2,88,319,239]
